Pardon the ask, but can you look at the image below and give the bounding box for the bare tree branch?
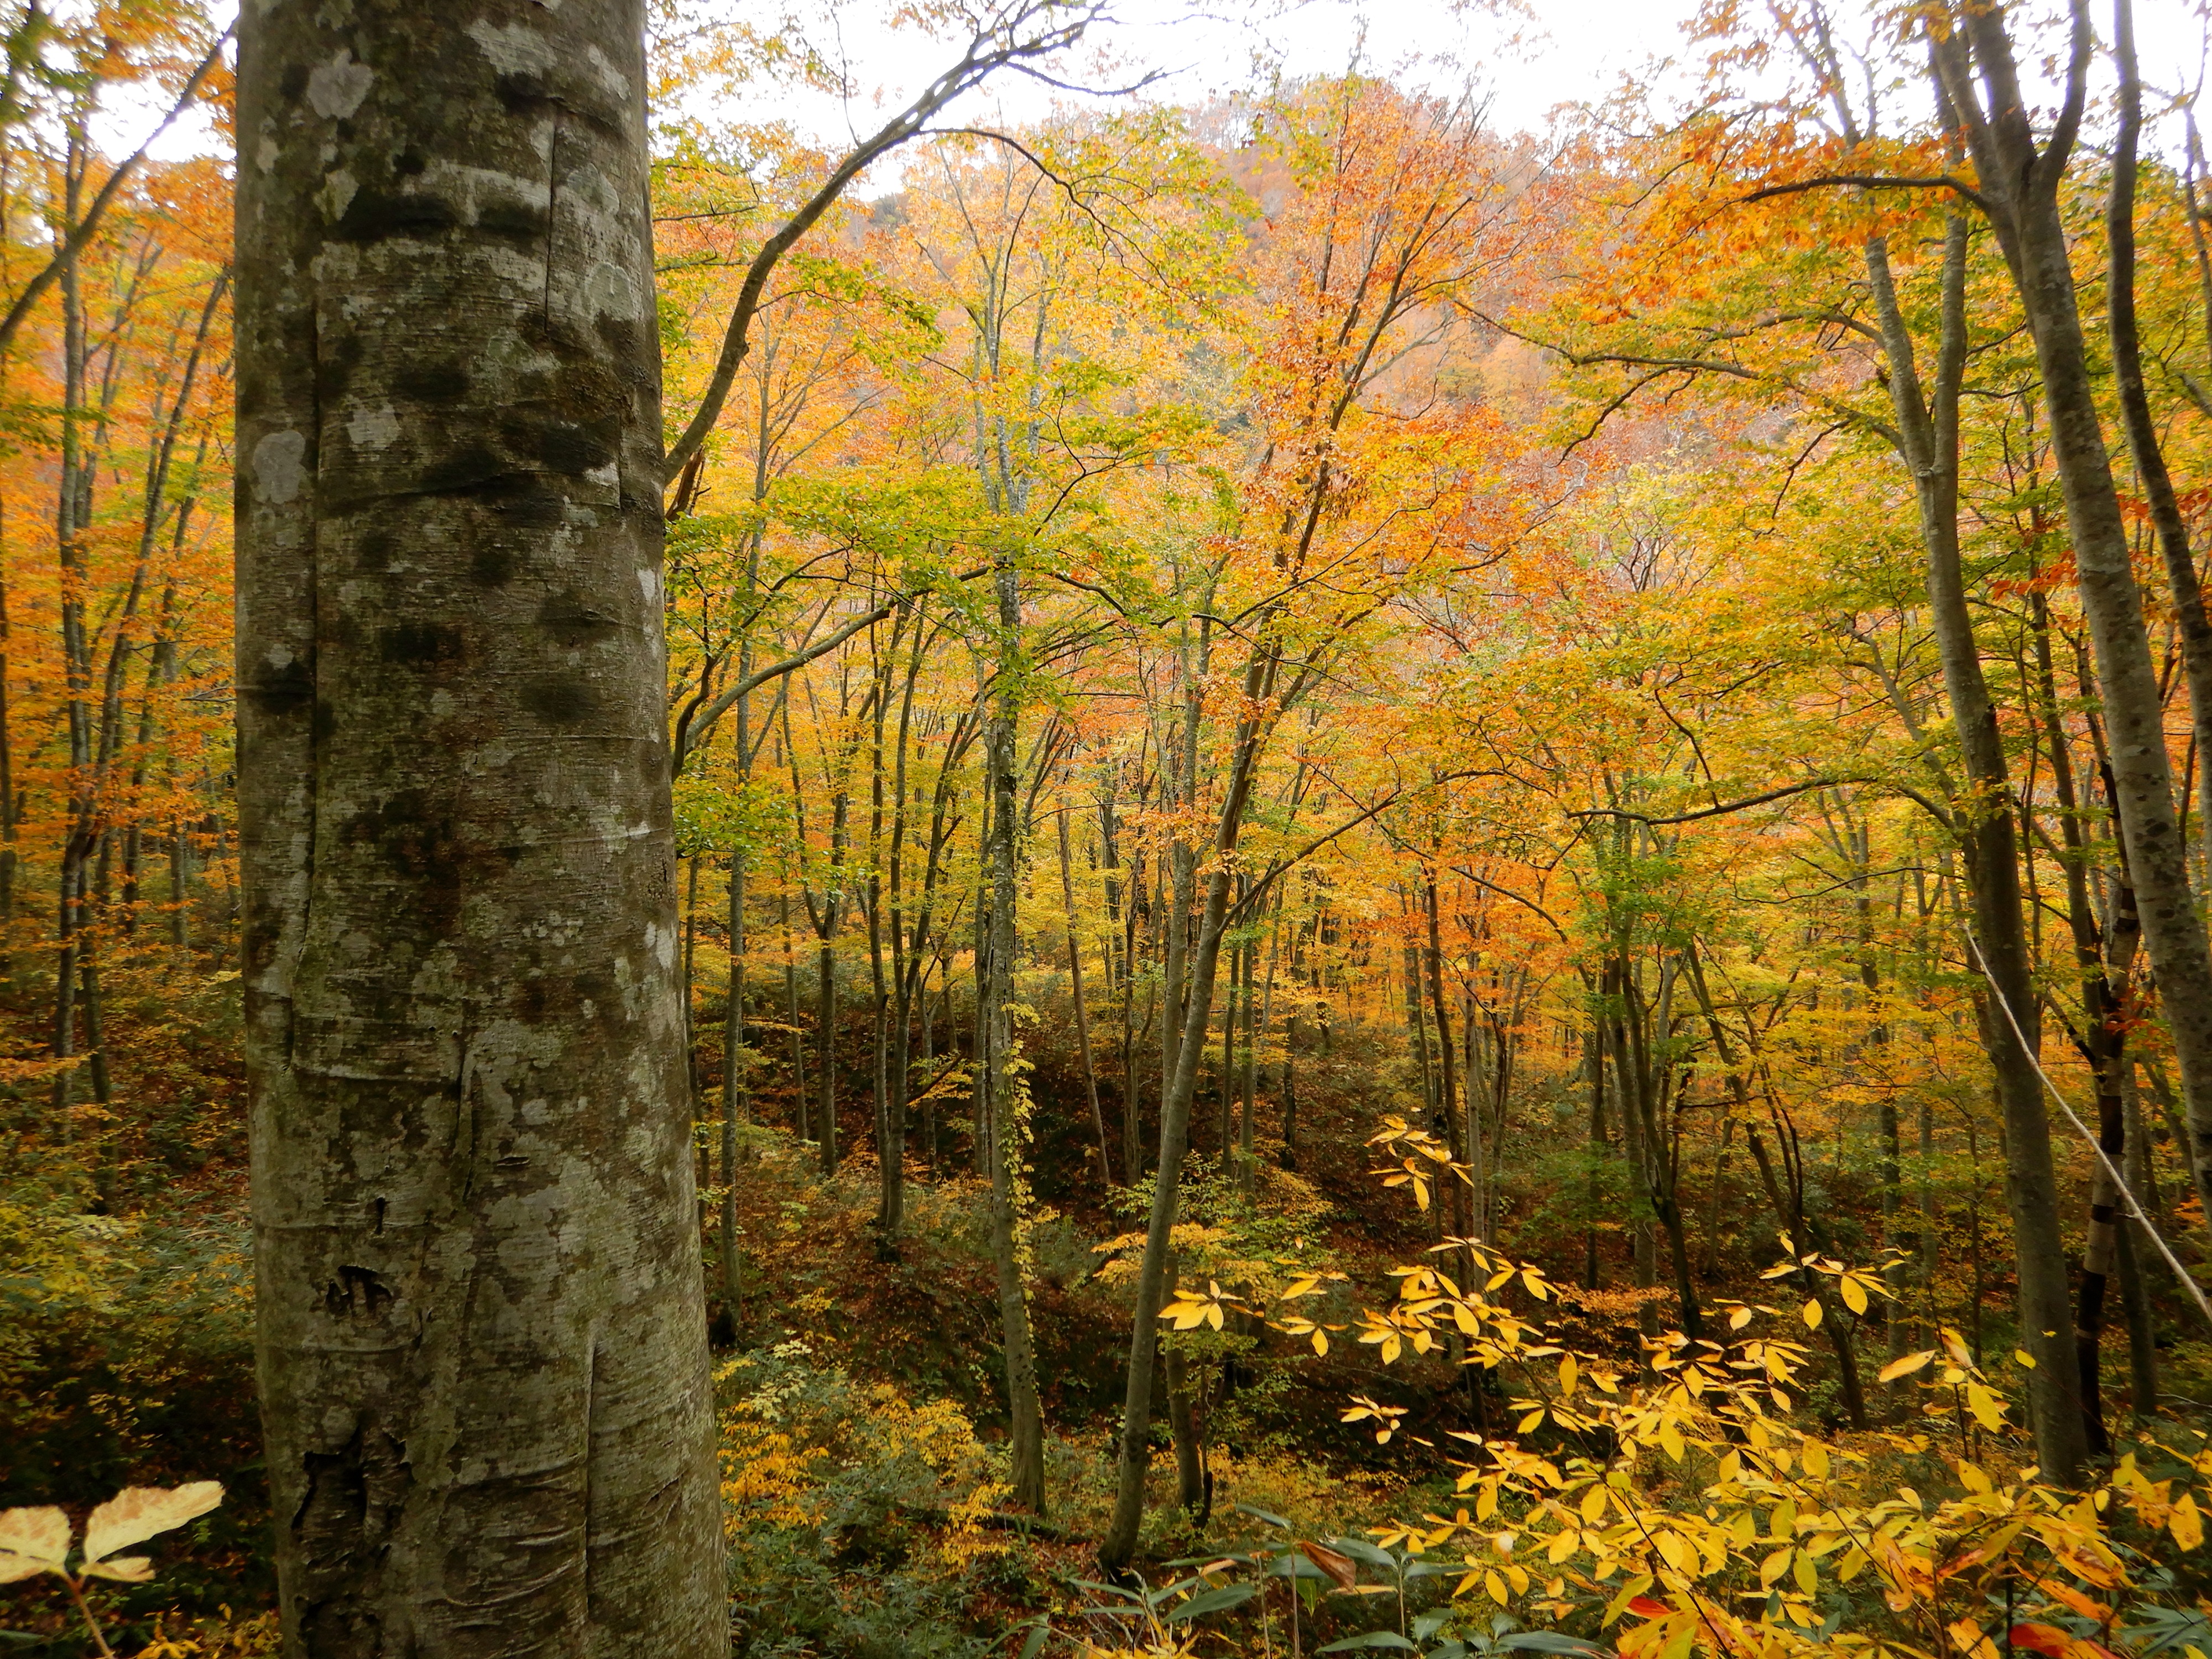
[0,23,231,363]
[661,0,1105,484]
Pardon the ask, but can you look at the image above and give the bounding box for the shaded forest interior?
[7,0,2212,1654]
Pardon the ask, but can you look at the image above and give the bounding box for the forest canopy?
[6,0,2212,1656]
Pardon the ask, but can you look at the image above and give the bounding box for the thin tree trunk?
[721,849,745,1335]
[782,883,807,1140]
[2110,0,2212,878]
[2121,1078,2160,1418]
[983,562,1046,1516]
[1100,636,1284,1572]
[51,122,88,1125]
[1606,958,1662,1343]
[817,935,838,1174]
[1241,906,1278,1196]
[1060,802,1112,1183]
[1583,1015,1605,1291]
[1934,9,2212,1278]
[682,853,700,1086]
[1747,1124,1870,1428]
[1165,1338,1204,1512]
[1424,874,1468,1249]
[1860,201,2089,1480]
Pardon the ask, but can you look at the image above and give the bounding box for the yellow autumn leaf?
[1485,1569,1509,1605]
[2173,1493,2204,1551]
[1580,1485,1608,1523]
[1802,1298,1823,1329]
[1877,1350,1935,1383]
[2012,1349,2037,1369]
[1948,1618,1999,1659]
[1839,1276,1868,1316]
[1801,1441,1829,1478]
[1312,1329,1329,1357]
[1558,1354,1578,1395]
[1964,1383,2005,1432]
[1729,1305,1752,1329]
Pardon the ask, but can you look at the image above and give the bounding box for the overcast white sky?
[786,0,2212,155]
[119,0,2212,165]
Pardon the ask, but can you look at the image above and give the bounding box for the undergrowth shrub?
[717,1338,1047,1658]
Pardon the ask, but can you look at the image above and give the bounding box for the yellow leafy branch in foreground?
[1145,1143,2212,1659]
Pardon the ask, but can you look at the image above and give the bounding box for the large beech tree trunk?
[236,0,723,1648]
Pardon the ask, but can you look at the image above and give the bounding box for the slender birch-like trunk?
[1858,199,2089,1480]
[1933,6,2212,1258]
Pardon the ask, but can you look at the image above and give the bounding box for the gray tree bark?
[1933,2,2212,1240]
[236,0,723,1648]
[1860,204,2088,1480]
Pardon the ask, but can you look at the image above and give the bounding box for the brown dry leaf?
[82,1481,223,1566]
[0,1505,70,1582]
[1300,1540,1358,1590]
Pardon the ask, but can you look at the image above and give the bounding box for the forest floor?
[5,976,2209,1657]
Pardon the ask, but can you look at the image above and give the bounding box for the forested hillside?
[6,0,2212,1655]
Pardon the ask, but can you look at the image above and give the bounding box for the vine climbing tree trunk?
[983,558,1047,1515]
[236,0,722,1647]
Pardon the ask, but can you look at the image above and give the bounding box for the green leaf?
[1168,1584,1257,1621]
[1329,1536,1400,1570]
[1018,1621,1050,1659]
[1499,1635,1606,1656]
[1237,1503,1293,1530]
[1068,1578,1148,1605]
[1145,1574,1204,1609]
[1317,1634,1420,1653]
